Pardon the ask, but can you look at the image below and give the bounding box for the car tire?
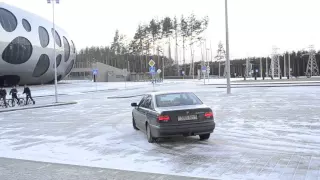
[199,133,210,141]
[132,117,139,130]
[146,124,155,143]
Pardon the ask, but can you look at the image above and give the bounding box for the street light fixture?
[225,0,231,94]
[47,0,59,103]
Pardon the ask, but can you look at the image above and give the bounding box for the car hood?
[155,104,210,112]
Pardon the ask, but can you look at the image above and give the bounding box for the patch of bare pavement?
[0,157,210,180]
[0,102,77,113]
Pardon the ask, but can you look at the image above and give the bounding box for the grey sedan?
[131,92,215,143]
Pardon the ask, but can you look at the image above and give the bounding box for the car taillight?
[158,115,170,122]
[204,112,214,118]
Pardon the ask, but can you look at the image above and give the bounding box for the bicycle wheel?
[0,100,8,108]
[0,101,4,108]
[18,99,25,106]
[27,99,33,105]
[6,100,12,107]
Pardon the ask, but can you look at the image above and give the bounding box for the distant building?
[70,62,129,82]
[0,3,76,86]
[69,61,151,82]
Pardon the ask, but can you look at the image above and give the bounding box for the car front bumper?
[150,121,215,138]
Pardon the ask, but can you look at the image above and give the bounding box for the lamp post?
[162,57,164,81]
[47,0,59,103]
[225,0,231,94]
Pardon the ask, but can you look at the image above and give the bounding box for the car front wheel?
[199,133,210,141]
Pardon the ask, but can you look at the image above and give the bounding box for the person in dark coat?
[0,86,8,108]
[23,85,35,105]
[10,86,20,106]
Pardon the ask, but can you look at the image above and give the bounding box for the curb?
[203,81,320,86]
[215,84,320,88]
[107,94,144,99]
[0,101,77,113]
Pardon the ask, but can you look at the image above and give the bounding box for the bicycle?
[0,99,8,108]
[8,98,25,107]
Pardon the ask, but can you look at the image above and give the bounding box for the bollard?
[280,75,282,79]
[287,75,289,79]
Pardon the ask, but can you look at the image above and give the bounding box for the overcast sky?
[3,0,320,61]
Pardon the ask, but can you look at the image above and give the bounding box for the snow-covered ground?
[0,80,320,179]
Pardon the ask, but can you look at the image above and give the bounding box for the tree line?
[76,47,320,78]
[75,13,320,77]
[76,13,209,76]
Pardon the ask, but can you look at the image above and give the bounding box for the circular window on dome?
[65,59,74,75]
[53,54,62,68]
[0,8,17,32]
[33,54,50,77]
[22,19,31,32]
[51,29,62,47]
[38,26,49,48]
[63,36,70,62]
[2,36,33,64]
[71,40,76,53]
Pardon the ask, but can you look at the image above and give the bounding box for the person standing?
[23,85,35,105]
[0,87,8,108]
[10,86,20,106]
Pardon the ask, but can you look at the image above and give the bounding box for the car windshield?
[155,93,203,107]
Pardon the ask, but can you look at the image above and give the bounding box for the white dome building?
[0,3,76,86]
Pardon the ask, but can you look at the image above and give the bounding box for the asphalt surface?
[0,157,208,180]
[0,80,320,179]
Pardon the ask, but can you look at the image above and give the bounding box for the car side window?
[143,96,154,110]
[138,96,146,107]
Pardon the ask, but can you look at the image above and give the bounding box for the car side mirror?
[131,103,138,107]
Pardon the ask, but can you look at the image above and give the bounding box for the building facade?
[0,3,76,86]
[70,62,130,82]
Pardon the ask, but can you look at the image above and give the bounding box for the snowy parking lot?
[0,80,320,179]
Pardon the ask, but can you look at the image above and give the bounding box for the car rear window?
[155,93,203,107]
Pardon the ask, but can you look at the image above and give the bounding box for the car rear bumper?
[150,121,215,138]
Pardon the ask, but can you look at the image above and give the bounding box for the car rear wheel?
[146,124,155,143]
[132,117,139,130]
[199,133,210,141]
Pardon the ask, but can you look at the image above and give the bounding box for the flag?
[56,0,59,3]
[47,0,51,3]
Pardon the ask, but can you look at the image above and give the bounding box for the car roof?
[147,91,194,96]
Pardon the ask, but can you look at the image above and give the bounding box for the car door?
[145,96,158,127]
[138,95,153,132]
[134,96,147,130]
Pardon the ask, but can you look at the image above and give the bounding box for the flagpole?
[47,0,59,103]
[225,0,231,94]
